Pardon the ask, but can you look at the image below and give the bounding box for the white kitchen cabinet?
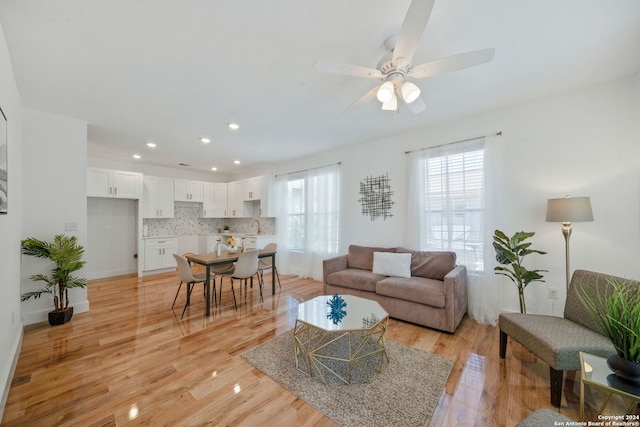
[143,237,177,271]
[199,234,224,253]
[87,168,142,199]
[242,176,261,201]
[260,175,275,217]
[212,183,228,217]
[243,235,277,249]
[174,179,203,202]
[201,182,228,218]
[226,181,244,217]
[201,182,215,218]
[143,175,174,218]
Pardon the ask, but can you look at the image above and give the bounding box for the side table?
[580,352,640,420]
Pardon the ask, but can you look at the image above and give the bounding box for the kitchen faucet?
[252,219,262,235]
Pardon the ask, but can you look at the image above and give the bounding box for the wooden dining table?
[186,249,277,315]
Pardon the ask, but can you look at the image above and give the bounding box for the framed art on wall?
[0,107,7,214]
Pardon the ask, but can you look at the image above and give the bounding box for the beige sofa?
[322,245,468,333]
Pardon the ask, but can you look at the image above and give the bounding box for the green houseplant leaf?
[577,278,640,363]
[21,234,87,313]
[493,229,547,313]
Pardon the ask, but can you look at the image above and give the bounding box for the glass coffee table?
[294,294,389,385]
[579,352,640,420]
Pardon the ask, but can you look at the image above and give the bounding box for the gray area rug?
[241,330,453,427]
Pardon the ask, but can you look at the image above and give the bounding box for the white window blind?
[417,138,485,271]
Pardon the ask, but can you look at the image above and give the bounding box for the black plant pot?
[48,307,73,326]
[607,353,640,386]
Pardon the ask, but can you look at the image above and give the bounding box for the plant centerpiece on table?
[226,237,238,253]
[21,234,87,326]
[578,277,640,385]
[493,229,547,314]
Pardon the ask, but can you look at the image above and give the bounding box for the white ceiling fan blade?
[344,86,380,113]
[404,95,426,114]
[408,48,495,79]
[392,0,436,68]
[313,62,382,79]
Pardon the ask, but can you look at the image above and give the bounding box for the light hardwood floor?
[2,270,634,426]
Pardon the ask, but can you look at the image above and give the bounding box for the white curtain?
[275,163,340,281]
[408,136,502,325]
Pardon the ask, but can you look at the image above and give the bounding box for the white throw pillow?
[372,252,412,278]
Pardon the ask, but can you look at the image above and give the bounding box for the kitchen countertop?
[199,233,276,238]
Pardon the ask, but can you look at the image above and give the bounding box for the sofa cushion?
[326,269,385,292]
[375,276,446,308]
[372,252,412,278]
[347,245,395,270]
[396,247,456,281]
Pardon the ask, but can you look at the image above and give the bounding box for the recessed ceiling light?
[228,123,239,130]
[211,167,217,171]
[133,154,141,159]
[200,137,210,143]
[146,142,156,148]
[233,160,240,165]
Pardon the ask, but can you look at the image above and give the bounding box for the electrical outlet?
[65,222,78,231]
[548,287,559,300]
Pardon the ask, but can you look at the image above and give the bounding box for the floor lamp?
[545,196,594,290]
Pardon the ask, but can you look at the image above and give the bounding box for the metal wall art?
[358,173,394,221]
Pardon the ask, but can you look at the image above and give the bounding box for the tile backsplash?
[144,202,275,237]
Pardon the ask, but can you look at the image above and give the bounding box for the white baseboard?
[22,299,90,326]
[0,326,23,423]
[86,267,137,280]
[142,267,175,276]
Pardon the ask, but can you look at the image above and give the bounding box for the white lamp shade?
[381,93,398,110]
[401,81,421,104]
[376,81,394,103]
[546,196,594,222]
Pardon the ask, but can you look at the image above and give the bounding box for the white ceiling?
[1,0,639,174]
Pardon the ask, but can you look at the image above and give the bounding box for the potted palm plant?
[578,277,640,385]
[21,234,87,325]
[493,229,547,313]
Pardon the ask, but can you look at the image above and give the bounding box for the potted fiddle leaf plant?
[493,230,547,313]
[578,277,640,385]
[21,234,87,325]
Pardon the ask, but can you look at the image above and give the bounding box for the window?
[414,138,485,271]
[276,164,340,279]
[285,178,305,251]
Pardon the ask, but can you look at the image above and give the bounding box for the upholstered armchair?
[499,270,638,407]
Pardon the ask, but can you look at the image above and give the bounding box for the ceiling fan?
[314,0,495,114]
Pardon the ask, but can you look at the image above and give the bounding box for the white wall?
[87,197,138,279]
[0,18,24,420]
[271,73,640,317]
[88,157,230,183]
[21,109,89,324]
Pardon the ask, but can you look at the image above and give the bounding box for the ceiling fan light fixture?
[381,93,398,111]
[376,81,394,103]
[401,81,421,104]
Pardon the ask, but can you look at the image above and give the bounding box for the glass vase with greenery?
[493,229,547,313]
